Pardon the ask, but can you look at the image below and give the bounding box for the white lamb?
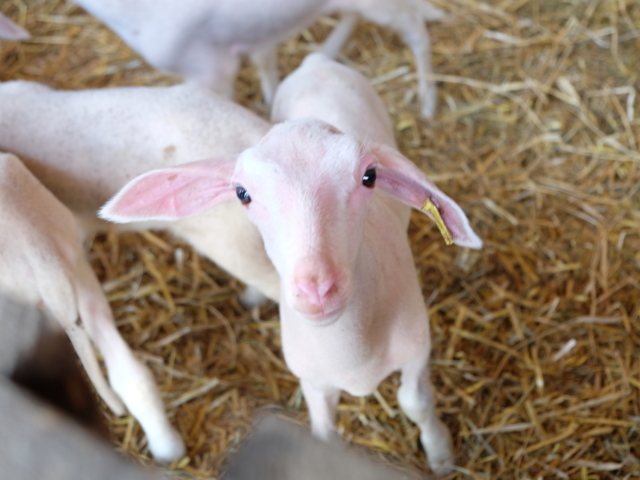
[71,0,446,117]
[100,53,482,473]
[0,152,184,461]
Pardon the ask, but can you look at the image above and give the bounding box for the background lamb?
[70,0,446,117]
[0,81,279,303]
[0,152,184,461]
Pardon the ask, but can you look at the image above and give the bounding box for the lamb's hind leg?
[397,349,454,475]
[63,318,125,416]
[397,16,437,119]
[73,259,185,462]
[320,12,359,59]
[358,0,441,118]
[250,45,280,106]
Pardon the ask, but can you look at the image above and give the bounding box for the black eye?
[362,167,376,188]
[236,186,251,204]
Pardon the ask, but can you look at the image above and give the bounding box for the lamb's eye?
[362,167,376,188]
[236,186,251,204]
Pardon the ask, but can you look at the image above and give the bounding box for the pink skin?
[70,0,445,117]
[0,13,29,40]
[292,256,345,318]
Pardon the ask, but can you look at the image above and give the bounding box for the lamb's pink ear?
[0,14,30,40]
[371,144,482,249]
[100,158,237,222]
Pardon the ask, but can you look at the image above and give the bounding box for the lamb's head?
[229,120,375,322]
[100,119,482,324]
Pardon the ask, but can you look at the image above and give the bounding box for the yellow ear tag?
[421,198,454,246]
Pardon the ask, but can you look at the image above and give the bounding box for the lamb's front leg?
[398,351,454,475]
[183,47,240,99]
[300,379,341,441]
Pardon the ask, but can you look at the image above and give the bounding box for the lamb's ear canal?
[370,144,482,249]
[99,157,238,223]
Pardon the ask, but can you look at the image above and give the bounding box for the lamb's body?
[272,54,424,394]
[0,152,184,461]
[72,0,445,116]
[0,81,279,300]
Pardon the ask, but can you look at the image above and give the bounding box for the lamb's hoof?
[148,429,186,463]
[239,285,268,309]
[430,460,454,477]
[422,430,454,476]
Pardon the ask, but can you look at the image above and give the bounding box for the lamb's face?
[232,120,377,324]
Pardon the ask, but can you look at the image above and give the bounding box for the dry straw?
[1,0,639,478]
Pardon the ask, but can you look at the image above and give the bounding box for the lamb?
[0,152,184,461]
[71,0,446,117]
[100,53,483,473]
[0,12,29,40]
[0,80,279,302]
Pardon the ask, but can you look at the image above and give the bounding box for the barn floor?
[1,0,639,479]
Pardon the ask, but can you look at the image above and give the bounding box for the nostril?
[292,258,343,309]
[317,279,336,299]
[297,280,316,299]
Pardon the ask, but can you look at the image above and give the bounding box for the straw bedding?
[1,0,638,478]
